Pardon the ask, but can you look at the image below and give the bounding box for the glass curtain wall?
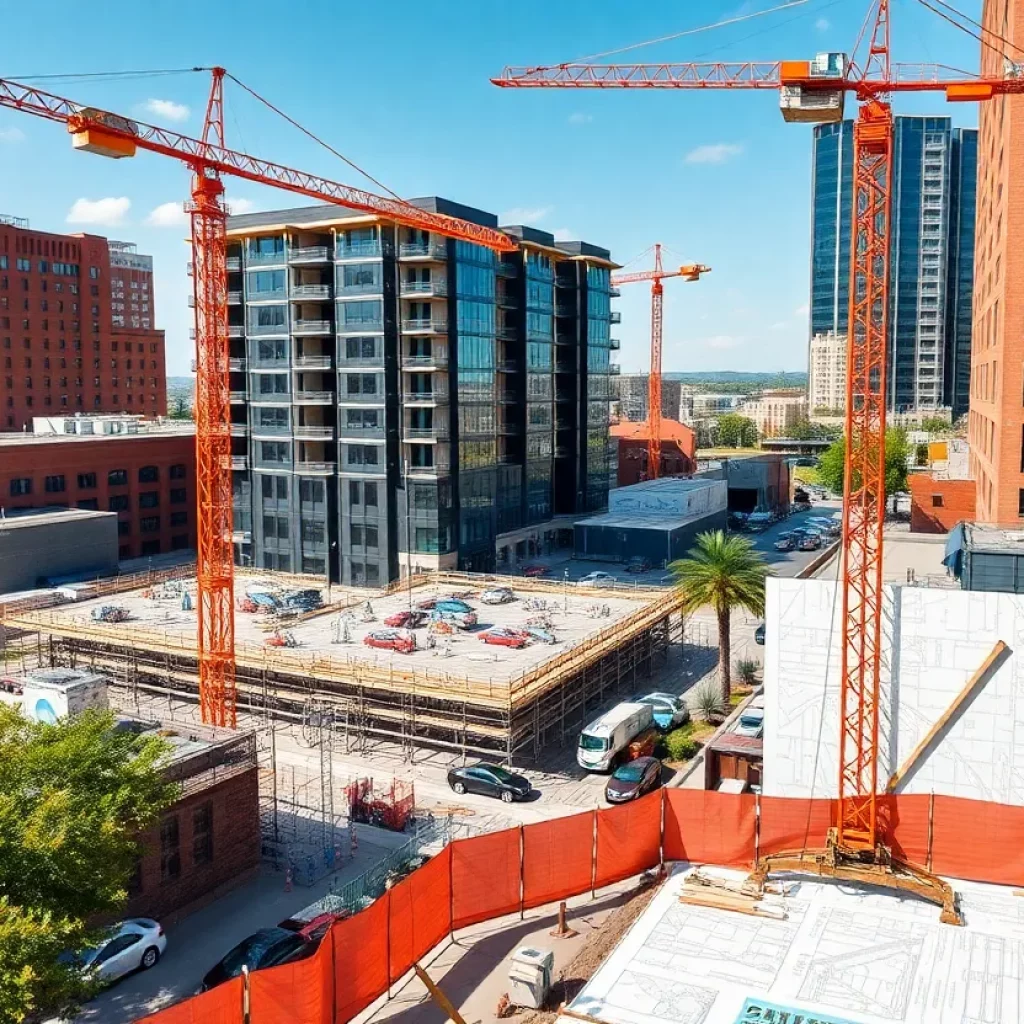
[585,264,611,511]
[525,250,554,523]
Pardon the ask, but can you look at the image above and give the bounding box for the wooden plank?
[414,964,468,1024]
[887,639,1009,793]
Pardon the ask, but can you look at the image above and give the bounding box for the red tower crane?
[0,69,515,729]
[494,0,1024,921]
[610,246,709,479]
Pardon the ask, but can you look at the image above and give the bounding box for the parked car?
[773,533,795,552]
[792,500,812,513]
[796,531,821,551]
[64,919,166,985]
[624,557,652,574]
[522,626,557,644]
[447,763,532,803]
[0,677,23,695]
[384,610,428,629]
[734,706,765,739]
[605,756,663,804]
[754,623,765,645]
[578,702,654,772]
[579,571,617,588]
[364,629,416,653]
[200,928,316,992]
[479,627,529,649]
[633,692,689,730]
[480,587,515,605]
[522,564,550,577]
[745,511,772,533]
[432,609,478,629]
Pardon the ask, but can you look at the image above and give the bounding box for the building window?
[109,495,129,512]
[139,465,159,483]
[118,521,130,536]
[9,477,31,497]
[44,474,65,493]
[160,816,181,881]
[192,803,213,866]
[169,463,187,480]
[76,498,99,510]
[170,488,186,504]
[140,516,160,533]
[77,472,97,489]
[108,469,128,486]
[139,491,159,509]
[141,539,160,556]
[301,520,325,545]
[170,510,188,527]
[931,495,944,508]
[171,534,189,550]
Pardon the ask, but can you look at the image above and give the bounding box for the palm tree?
[670,530,770,704]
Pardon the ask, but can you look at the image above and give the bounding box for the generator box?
[20,669,108,724]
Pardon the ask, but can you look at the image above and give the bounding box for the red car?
[384,610,427,629]
[364,629,416,653]
[522,564,550,578]
[479,628,529,649]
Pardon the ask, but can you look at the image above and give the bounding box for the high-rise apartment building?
[740,389,808,439]
[810,118,977,416]
[969,0,1024,524]
[225,200,617,585]
[613,373,681,423]
[0,215,167,431]
[808,330,847,415]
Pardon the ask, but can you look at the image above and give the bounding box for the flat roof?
[0,426,193,447]
[813,529,954,585]
[565,864,1024,1024]
[0,507,116,528]
[578,511,716,532]
[963,521,1024,555]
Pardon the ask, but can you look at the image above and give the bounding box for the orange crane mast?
[610,246,709,479]
[0,69,515,729]
[493,0,1023,921]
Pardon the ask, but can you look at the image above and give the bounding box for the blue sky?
[0,0,983,376]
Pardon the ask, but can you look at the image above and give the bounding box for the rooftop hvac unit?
[20,669,108,724]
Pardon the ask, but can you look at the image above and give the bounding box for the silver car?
[69,919,167,983]
[578,571,617,588]
[634,691,689,730]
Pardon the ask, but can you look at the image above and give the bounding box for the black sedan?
[605,756,662,804]
[447,763,532,803]
[199,928,316,992]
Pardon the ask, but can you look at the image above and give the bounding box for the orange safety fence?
[595,791,662,888]
[523,810,596,910]
[331,894,390,1023]
[758,796,833,856]
[388,843,453,984]
[250,938,334,1024]
[451,827,522,930]
[879,793,931,866]
[664,789,757,866]
[931,796,1024,887]
[136,976,243,1024]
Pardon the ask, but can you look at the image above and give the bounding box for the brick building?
[968,0,1024,523]
[909,473,977,533]
[610,419,697,485]
[0,215,166,432]
[0,417,196,561]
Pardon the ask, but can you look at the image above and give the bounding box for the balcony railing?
[609,286,621,297]
[293,390,334,403]
[250,391,291,404]
[293,355,332,370]
[610,338,620,350]
[555,303,576,317]
[251,423,291,437]
[402,353,449,368]
[336,355,383,367]
[497,325,517,342]
[338,391,384,404]
[295,460,335,474]
[293,425,334,440]
[555,359,575,373]
[335,240,382,260]
[496,360,519,373]
[402,317,448,334]
[496,290,516,308]
[226,256,242,272]
[338,423,385,441]
[230,423,247,436]
[610,311,622,324]
[609,364,621,375]
[403,387,449,404]
[247,250,287,266]
[498,391,517,404]
[497,420,521,435]
[227,290,242,305]
[228,325,244,338]
[228,357,246,372]
[229,391,247,403]
[496,261,519,278]
[399,241,448,260]
[405,424,449,440]
[406,459,451,477]
[290,284,332,300]
[289,246,330,263]
[337,318,384,334]
[248,322,288,336]
[293,320,333,336]
[246,288,287,301]
[399,278,448,297]
[230,455,248,470]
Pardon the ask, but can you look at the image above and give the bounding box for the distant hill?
[664,371,808,386]
[166,376,194,417]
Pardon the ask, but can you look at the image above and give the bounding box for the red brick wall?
[615,438,697,486]
[125,768,261,924]
[0,431,196,559]
[908,474,976,533]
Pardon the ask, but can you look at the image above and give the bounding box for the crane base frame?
[749,829,962,926]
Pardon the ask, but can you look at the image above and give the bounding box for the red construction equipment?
[611,246,709,480]
[0,69,514,729]
[493,0,1022,920]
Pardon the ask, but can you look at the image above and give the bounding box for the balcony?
[229,357,246,372]
[555,358,575,373]
[248,322,289,337]
[293,355,333,370]
[293,320,333,336]
[399,278,448,298]
[555,444,571,458]
[338,422,385,440]
[555,333,576,346]
[227,290,242,305]
[403,386,449,405]
[230,423,247,437]
[229,390,247,403]
[289,246,330,264]
[337,318,384,335]
[290,284,332,300]
[228,325,244,338]
[496,289,517,308]
[402,317,448,335]
[405,423,450,440]
[402,352,448,369]
[247,250,287,266]
[496,360,519,373]
[610,338,620,350]
[498,390,517,405]
[496,261,519,278]
[497,420,521,435]
[293,425,334,440]
[610,311,622,324]
[251,423,291,437]
[555,303,576,317]
[246,288,286,301]
[226,256,242,272]
[335,240,382,260]
[250,354,289,369]
[497,325,517,342]
[230,455,248,470]
[609,286,621,298]
[293,390,334,404]
[338,390,384,404]
[399,241,447,260]
[295,460,335,474]
[250,391,291,404]
[497,453,519,465]
[406,458,451,477]
[609,364,621,375]
[556,390,574,403]
[336,355,383,368]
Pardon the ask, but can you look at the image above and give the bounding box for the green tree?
[716,414,758,448]
[789,418,841,441]
[919,416,949,433]
[671,531,770,703]
[168,393,192,420]
[815,428,909,502]
[0,707,176,1021]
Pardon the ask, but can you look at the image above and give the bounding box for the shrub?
[664,729,700,762]
[692,681,727,723]
[736,658,759,686]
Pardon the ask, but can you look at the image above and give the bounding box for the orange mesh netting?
[249,939,333,1024]
[878,794,930,866]
[451,828,522,929]
[388,844,452,983]
[332,894,389,1021]
[663,789,756,865]
[758,796,834,856]
[135,977,243,1024]
[595,791,661,888]
[931,796,1024,886]
[522,811,595,910]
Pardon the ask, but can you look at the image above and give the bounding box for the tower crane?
[493,0,1024,922]
[0,69,515,730]
[610,245,709,480]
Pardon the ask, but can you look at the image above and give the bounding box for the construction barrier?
[137,789,1024,1024]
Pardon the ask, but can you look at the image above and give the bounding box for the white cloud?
[769,321,788,331]
[145,202,188,227]
[499,205,553,225]
[0,127,25,143]
[684,142,744,165]
[145,98,190,123]
[553,228,575,242]
[815,17,830,31]
[794,302,810,317]
[568,112,594,125]
[66,197,130,227]
[226,198,258,216]
[705,335,742,350]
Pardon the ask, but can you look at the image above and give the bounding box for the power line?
[921,0,1024,56]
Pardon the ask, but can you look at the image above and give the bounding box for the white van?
[577,702,654,772]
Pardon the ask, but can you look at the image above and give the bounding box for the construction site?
[1,566,681,763]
